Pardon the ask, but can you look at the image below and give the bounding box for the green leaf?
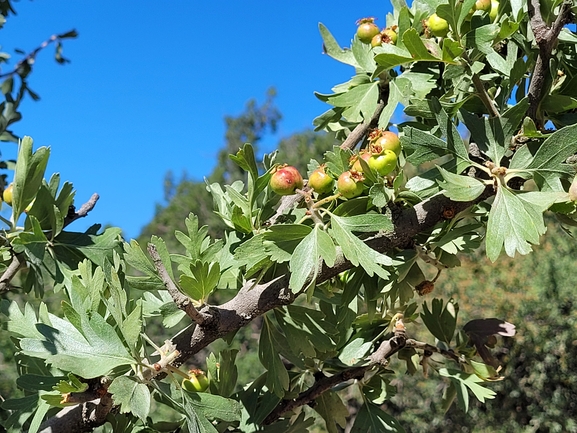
[289,226,336,293]
[109,376,151,421]
[314,391,348,433]
[439,368,496,412]
[421,298,458,344]
[181,391,242,433]
[350,401,406,432]
[334,213,394,233]
[402,28,439,61]
[19,311,134,378]
[462,24,499,54]
[263,224,312,263]
[179,261,221,301]
[374,44,415,70]
[326,82,380,123]
[329,214,391,279]
[437,166,486,201]
[486,189,563,262]
[12,136,50,225]
[259,315,290,398]
[229,143,258,181]
[513,123,577,182]
[318,23,358,68]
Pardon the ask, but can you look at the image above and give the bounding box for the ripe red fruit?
[356,18,379,44]
[372,130,402,156]
[368,150,397,176]
[337,170,365,199]
[270,165,303,196]
[308,165,334,194]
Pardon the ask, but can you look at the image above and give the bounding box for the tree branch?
[526,0,573,127]
[0,252,24,293]
[37,394,112,433]
[147,243,211,325]
[0,29,78,79]
[170,187,494,369]
[263,324,407,425]
[63,193,100,228]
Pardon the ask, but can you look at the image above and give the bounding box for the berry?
[426,13,449,38]
[182,369,209,393]
[474,0,491,12]
[368,150,397,176]
[351,151,371,172]
[382,28,398,45]
[489,0,499,21]
[308,165,334,194]
[3,183,13,206]
[371,130,402,156]
[270,165,303,196]
[356,18,379,44]
[337,170,365,199]
[371,28,398,47]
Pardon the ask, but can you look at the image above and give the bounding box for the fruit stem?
[313,193,342,209]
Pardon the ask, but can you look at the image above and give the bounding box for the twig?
[263,328,407,425]
[63,193,99,228]
[340,84,388,150]
[0,29,78,79]
[147,243,210,325]
[405,339,461,363]
[472,73,500,118]
[0,252,23,293]
[527,0,573,127]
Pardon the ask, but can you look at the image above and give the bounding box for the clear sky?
[1,1,392,239]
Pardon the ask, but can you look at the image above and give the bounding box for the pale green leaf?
[289,226,336,293]
[486,189,562,261]
[330,215,391,279]
[109,376,151,421]
[259,316,290,398]
[437,166,486,201]
[19,312,134,378]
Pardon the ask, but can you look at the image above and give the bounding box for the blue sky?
[1,1,392,239]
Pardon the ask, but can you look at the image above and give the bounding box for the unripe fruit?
[337,170,364,199]
[474,0,491,12]
[182,369,209,393]
[426,13,449,38]
[270,165,303,196]
[372,130,402,156]
[489,0,499,21]
[356,18,379,44]
[569,175,577,201]
[382,28,397,45]
[351,151,371,172]
[308,165,334,194]
[3,183,13,206]
[368,150,397,176]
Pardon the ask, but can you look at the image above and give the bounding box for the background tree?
[0,1,576,433]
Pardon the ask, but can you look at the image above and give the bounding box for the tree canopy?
[0,0,577,432]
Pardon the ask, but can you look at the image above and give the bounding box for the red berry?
[308,166,334,194]
[270,165,304,196]
[337,170,365,199]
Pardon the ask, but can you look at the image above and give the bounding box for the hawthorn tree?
[1,0,577,432]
